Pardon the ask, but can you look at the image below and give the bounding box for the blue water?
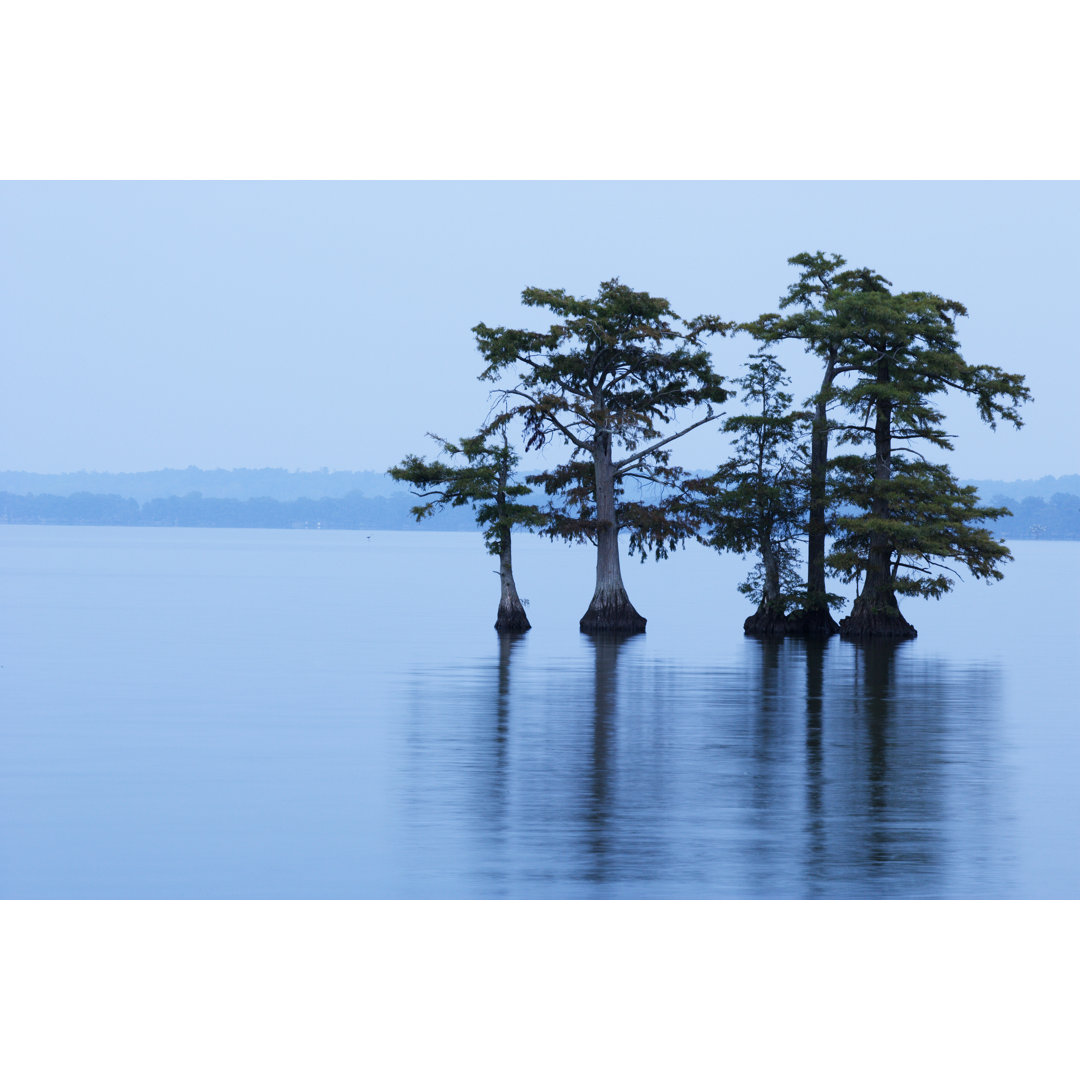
[1,526,1076,897]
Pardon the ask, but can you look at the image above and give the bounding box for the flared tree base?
[743,607,790,636]
[785,607,841,636]
[495,601,531,635]
[838,601,917,639]
[579,588,646,635]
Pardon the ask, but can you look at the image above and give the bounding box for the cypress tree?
[744,252,893,635]
[474,280,732,634]
[691,353,833,634]
[824,284,1029,637]
[389,422,545,633]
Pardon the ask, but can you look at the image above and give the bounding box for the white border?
[1,2,1077,178]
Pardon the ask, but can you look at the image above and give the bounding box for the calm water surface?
[1,526,1076,897]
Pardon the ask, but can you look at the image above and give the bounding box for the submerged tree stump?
[579,586,647,635]
[495,601,531,634]
[838,602,917,639]
[495,555,531,635]
[784,608,841,636]
[743,607,791,636]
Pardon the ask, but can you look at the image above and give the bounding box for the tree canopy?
[828,456,1012,602]
[382,261,1032,640]
[743,252,895,634]
[820,278,1030,637]
[690,352,825,634]
[473,279,733,632]
[744,253,1030,638]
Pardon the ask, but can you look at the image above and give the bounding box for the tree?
[388,422,544,633]
[474,280,732,633]
[744,252,894,635]
[827,457,1012,629]
[822,282,1029,638]
[691,352,828,635]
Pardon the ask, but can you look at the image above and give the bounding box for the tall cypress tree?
[474,280,732,634]
[744,252,892,635]
[823,285,1029,637]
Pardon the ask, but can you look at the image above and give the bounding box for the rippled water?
[1,526,1076,897]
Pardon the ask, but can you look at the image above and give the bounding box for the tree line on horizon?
[0,466,402,501]
[390,253,1032,640]
[0,489,477,531]
[2,487,1073,542]
[3,465,1077,503]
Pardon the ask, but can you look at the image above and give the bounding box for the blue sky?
[1,181,1076,480]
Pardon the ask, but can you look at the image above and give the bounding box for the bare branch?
[614,412,720,474]
[891,445,930,461]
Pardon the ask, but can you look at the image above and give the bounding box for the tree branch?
[502,388,594,452]
[890,445,930,461]
[613,412,720,474]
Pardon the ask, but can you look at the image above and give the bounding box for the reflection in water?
[801,637,827,891]
[4,528,1065,898]
[790,640,937,895]
[488,632,523,833]
[790,638,1004,897]
[404,632,1008,897]
[862,643,922,876]
[584,634,620,881]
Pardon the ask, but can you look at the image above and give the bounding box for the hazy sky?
[1,181,1076,480]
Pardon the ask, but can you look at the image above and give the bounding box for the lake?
[0,525,1076,898]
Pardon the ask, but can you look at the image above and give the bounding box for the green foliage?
[735,556,805,607]
[524,458,597,545]
[740,252,898,620]
[388,422,545,555]
[617,467,708,562]
[742,252,899,419]
[745,251,893,358]
[828,457,1013,598]
[815,270,1027,605]
[690,353,822,611]
[475,282,730,437]
[747,252,1029,616]
[474,279,733,560]
[825,285,1030,452]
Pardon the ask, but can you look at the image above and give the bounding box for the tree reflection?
[791,639,1004,896]
[402,626,1006,897]
[860,641,906,869]
[478,631,526,840]
[800,636,828,890]
[580,632,626,882]
[493,632,520,769]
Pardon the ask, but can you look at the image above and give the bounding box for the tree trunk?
[744,606,790,635]
[580,433,646,634]
[839,358,916,640]
[788,368,839,635]
[840,548,916,638]
[494,525,531,634]
[744,543,789,635]
[839,595,916,638]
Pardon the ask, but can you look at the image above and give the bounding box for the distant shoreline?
[0,490,477,533]
[2,467,1079,502]
[2,486,1078,541]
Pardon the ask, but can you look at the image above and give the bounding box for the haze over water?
[1,526,1076,898]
